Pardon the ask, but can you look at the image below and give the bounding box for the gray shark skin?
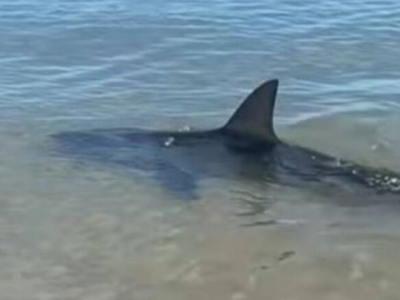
[53,80,400,200]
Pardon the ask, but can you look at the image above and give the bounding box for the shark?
[53,79,400,200]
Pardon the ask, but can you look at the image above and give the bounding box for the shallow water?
[1,0,400,299]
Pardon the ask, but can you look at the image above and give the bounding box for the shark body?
[53,80,400,199]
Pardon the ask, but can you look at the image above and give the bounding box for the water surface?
[1,0,400,299]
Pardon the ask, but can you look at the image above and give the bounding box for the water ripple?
[0,0,400,124]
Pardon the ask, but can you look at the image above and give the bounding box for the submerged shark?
[53,79,400,199]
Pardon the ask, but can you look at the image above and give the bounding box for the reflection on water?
[1,0,400,299]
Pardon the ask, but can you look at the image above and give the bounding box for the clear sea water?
[1,0,400,299]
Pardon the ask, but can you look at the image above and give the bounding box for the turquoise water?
[1,1,400,299]
[2,0,400,125]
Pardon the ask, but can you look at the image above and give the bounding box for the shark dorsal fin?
[224,79,279,142]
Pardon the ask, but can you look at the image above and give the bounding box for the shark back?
[223,79,279,143]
